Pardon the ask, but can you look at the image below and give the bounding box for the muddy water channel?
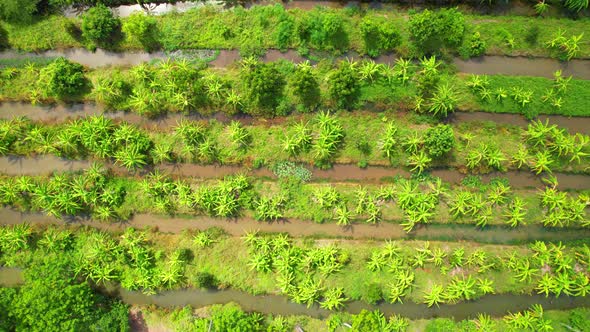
[1,155,589,190]
[2,208,590,244]
[0,267,588,319]
[1,101,590,136]
[2,47,590,79]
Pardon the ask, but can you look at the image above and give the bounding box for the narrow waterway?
[1,208,589,244]
[2,47,589,79]
[1,267,588,320]
[1,155,589,189]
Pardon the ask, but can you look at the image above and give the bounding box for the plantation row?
[2,225,590,309]
[0,166,587,230]
[144,303,590,332]
[3,5,590,59]
[1,113,588,174]
[3,56,590,118]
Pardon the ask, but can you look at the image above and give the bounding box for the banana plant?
[407,151,431,174]
[428,84,458,117]
[320,287,348,310]
[530,151,554,175]
[228,121,251,149]
[380,121,398,160]
[423,284,445,307]
[504,197,527,227]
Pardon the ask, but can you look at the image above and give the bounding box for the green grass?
[2,6,590,58]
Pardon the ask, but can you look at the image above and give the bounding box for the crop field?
[0,1,589,332]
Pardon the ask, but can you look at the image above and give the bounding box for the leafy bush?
[38,57,86,98]
[194,272,218,289]
[298,8,349,53]
[275,13,295,51]
[360,17,401,57]
[424,124,455,158]
[241,61,286,115]
[409,8,466,53]
[460,31,486,58]
[328,61,360,109]
[289,62,320,109]
[81,4,120,46]
[0,0,39,23]
[208,303,263,332]
[122,12,158,51]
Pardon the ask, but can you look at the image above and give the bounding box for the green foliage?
[81,4,120,46]
[37,57,86,98]
[297,8,349,53]
[208,303,263,332]
[409,8,466,53]
[241,61,286,115]
[564,0,589,12]
[360,17,401,57]
[328,60,361,110]
[122,12,158,51]
[546,30,584,61]
[424,124,455,158]
[272,161,312,182]
[289,61,320,109]
[460,31,487,58]
[0,0,39,23]
[5,253,129,332]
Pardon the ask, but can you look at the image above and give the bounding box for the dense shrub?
[328,61,360,110]
[351,310,384,332]
[275,13,295,51]
[38,57,86,98]
[81,4,120,46]
[3,254,129,332]
[460,31,486,58]
[297,8,349,53]
[360,17,401,57]
[289,64,320,109]
[409,8,466,54]
[0,0,39,23]
[122,12,158,50]
[240,62,286,115]
[424,124,455,158]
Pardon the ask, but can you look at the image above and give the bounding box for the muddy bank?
[2,47,590,80]
[1,266,588,320]
[1,156,588,190]
[1,101,589,135]
[450,111,590,135]
[0,155,588,189]
[1,208,589,244]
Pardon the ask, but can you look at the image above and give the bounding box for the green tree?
[0,0,39,23]
[122,12,158,51]
[81,4,121,46]
[9,254,129,332]
[409,8,466,53]
[38,58,86,98]
[328,61,360,110]
[289,61,320,109]
[424,124,455,158]
[241,61,286,115]
[360,17,401,57]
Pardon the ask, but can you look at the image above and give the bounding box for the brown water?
[1,267,588,319]
[453,56,590,79]
[451,112,590,135]
[2,208,590,245]
[1,156,588,189]
[3,47,590,79]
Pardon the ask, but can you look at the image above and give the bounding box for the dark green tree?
[81,4,121,46]
[241,62,286,116]
[409,8,466,54]
[328,61,360,110]
[289,63,320,110]
[0,0,39,23]
[122,12,159,51]
[360,17,401,58]
[38,57,86,98]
